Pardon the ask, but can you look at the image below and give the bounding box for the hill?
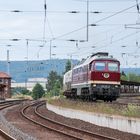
[0,59,78,82]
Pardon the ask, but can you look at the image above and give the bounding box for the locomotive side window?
[95,62,105,71]
[108,63,118,72]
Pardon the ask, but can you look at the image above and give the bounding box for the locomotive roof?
[73,53,119,69]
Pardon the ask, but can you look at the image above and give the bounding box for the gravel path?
[3,102,74,140]
[0,107,36,140]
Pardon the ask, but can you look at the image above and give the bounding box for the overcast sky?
[0,0,140,68]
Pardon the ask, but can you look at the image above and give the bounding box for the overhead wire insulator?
[68,11,80,13]
[11,10,22,12]
[90,24,97,26]
[136,0,140,13]
[44,0,47,16]
[26,39,28,46]
[137,4,140,13]
[68,39,76,42]
[91,11,101,14]
[44,2,47,10]
[76,41,78,48]
[11,39,20,41]
[136,41,139,46]
[79,40,86,42]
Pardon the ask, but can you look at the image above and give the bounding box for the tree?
[32,83,45,100]
[52,80,61,96]
[46,71,58,92]
[121,71,128,81]
[128,73,140,82]
[121,72,140,82]
[65,60,71,73]
[46,71,63,96]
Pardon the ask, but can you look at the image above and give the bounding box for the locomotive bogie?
[92,84,120,101]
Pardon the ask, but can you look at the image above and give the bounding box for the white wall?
[11,82,46,91]
[47,103,140,135]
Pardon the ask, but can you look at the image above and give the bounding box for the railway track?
[82,95,140,106]
[0,100,24,110]
[0,103,17,110]
[120,93,140,97]
[0,100,23,140]
[114,96,140,106]
[21,100,118,140]
[0,129,16,140]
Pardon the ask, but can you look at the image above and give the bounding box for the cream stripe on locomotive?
[71,80,120,87]
[91,80,120,85]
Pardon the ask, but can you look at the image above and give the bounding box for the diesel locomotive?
[63,52,121,102]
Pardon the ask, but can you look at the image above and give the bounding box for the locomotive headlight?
[103,73,110,78]
[115,85,118,88]
[93,84,96,87]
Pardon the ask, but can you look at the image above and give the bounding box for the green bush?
[32,83,45,100]
[122,104,140,117]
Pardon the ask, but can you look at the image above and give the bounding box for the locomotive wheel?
[92,97,96,101]
[110,99,112,102]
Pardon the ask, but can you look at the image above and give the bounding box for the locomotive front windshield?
[94,61,119,72]
[95,62,105,71]
[108,62,119,72]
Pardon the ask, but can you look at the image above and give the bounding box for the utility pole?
[26,39,29,63]
[70,54,73,70]
[26,39,29,89]
[86,0,89,41]
[50,40,52,60]
[7,50,10,75]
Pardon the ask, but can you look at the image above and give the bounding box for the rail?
[35,101,118,140]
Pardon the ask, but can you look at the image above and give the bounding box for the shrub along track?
[21,100,120,140]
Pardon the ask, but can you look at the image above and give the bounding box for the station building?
[0,72,11,99]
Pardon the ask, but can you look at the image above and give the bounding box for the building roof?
[0,72,11,78]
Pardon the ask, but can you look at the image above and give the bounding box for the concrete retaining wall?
[46,103,140,135]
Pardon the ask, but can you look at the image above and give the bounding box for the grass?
[12,94,33,100]
[122,104,140,117]
[48,97,140,118]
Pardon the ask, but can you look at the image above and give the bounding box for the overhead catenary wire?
[74,0,135,2]
[0,1,139,61]
[0,9,139,14]
[47,2,140,42]
[53,29,139,57]
[77,30,140,56]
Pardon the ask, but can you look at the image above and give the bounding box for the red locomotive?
[63,52,121,102]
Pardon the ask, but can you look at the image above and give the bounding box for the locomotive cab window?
[95,62,105,71]
[108,62,118,72]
